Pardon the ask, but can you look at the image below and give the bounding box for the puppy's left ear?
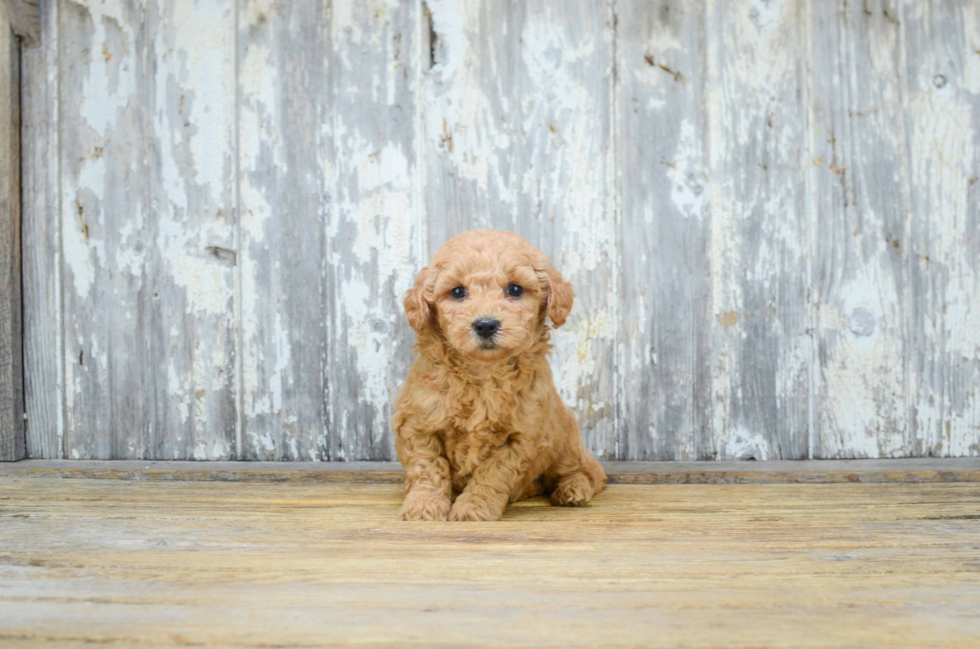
[404,266,433,334]
[542,263,574,328]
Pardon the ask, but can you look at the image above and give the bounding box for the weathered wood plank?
[1,479,979,647]
[809,0,911,458]
[21,0,61,458]
[904,1,980,457]
[142,0,238,459]
[704,0,810,459]
[59,0,237,459]
[325,0,424,461]
[237,0,331,460]
[58,0,147,459]
[0,0,24,461]
[1,458,979,484]
[2,0,38,48]
[616,0,709,459]
[424,0,617,457]
[238,0,422,461]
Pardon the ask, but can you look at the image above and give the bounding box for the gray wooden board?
[1,1,24,461]
[238,0,422,461]
[903,1,980,458]
[58,0,141,459]
[144,0,239,460]
[55,0,237,460]
[237,0,331,461]
[809,0,911,458]
[704,0,810,461]
[17,0,980,460]
[1,458,979,484]
[616,0,710,461]
[324,0,424,461]
[616,0,810,461]
[20,0,60,458]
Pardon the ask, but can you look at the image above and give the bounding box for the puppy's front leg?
[396,423,452,521]
[449,435,537,522]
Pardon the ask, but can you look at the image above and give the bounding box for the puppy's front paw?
[448,493,503,521]
[399,491,451,521]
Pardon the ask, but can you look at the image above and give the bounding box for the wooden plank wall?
[0,0,25,460]
[19,0,980,461]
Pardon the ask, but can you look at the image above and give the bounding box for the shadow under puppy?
[393,230,606,521]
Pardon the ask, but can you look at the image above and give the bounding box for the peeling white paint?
[24,0,980,461]
[553,307,611,408]
[75,1,136,136]
[723,426,771,461]
[667,120,704,220]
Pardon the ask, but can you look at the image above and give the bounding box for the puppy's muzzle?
[472,318,500,340]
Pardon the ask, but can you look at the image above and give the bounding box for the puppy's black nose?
[472,318,500,339]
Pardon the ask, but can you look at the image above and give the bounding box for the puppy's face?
[404,230,573,361]
[431,252,542,360]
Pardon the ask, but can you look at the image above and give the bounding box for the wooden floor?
[1,476,979,648]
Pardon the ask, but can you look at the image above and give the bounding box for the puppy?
[392,230,606,521]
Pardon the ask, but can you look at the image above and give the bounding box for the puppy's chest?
[439,385,519,478]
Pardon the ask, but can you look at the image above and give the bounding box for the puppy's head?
[404,230,573,361]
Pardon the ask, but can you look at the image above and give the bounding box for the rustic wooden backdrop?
[20,0,980,461]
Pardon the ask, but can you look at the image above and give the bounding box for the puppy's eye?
[450,286,467,300]
[506,284,524,298]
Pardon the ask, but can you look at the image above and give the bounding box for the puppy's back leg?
[548,444,607,507]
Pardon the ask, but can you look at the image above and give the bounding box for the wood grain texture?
[58,0,143,459]
[809,0,911,458]
[424,0,618,457]
[616,0,710,460]
[237,0,330,460]
[2,458,979,484]
[238,0,422,461]
[17,0,980,460]
[325,0,423,461]
[57,0,237,460]
[0,0,24,461]
[143,0,238,459]
[616,0,810,461]
[20,0,61,458]
[903,1,980,457]
[1,478,979,647]
[705,0,810,460]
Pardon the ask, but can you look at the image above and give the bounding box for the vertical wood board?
[237,0,331,460]
[21,0,61,458]
[615,0,709,460]
[58,0,237,459]
[143,0,238,459]
[1,1,25,461]
[705,0,810,460]
[809,0,911,458]
[59,0,144,459]
[903,0,980,457]
[325,0,424,461]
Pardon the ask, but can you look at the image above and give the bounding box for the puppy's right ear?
[543,263,574,328]
[404,266,432,334]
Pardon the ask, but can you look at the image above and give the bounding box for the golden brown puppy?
[392,230,606,521]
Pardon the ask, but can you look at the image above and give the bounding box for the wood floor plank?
[0,479,978,648]
[2,458,979,484]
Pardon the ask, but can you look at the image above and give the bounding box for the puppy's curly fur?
[393,230,606,521]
